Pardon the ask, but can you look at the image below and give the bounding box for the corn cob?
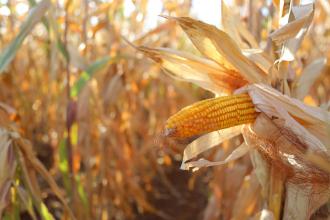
[165,93,258,138]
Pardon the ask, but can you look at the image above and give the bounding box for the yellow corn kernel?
[165,93,258,138]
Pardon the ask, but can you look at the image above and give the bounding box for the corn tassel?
[165,93,258,138]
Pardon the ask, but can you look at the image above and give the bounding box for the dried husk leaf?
[180,125,242,170]
[283,182,330,220]
[237,83,330,153]
[184,142,250,169]
[243,112,330,219]
[163,16,267,84]
[138,46,247,94]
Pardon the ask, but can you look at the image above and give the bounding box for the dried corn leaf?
[237,24,259,49]
[181,125,242,170]
[270,8,313,44]
[221,1,259,48]
[221,0,242,47]
[164,16,267,83]
[15,186,37,220]
[242,49,274,74]
[17,138,76,220]
[138,46,247,94]
[293,58,327,100]
[278,3,314,61]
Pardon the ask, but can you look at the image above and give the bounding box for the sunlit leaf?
[138,46,247,94]
[163,16,267,83]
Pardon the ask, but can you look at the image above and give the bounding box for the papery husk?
[283,182,330,220]
[237,83,330,153]
[184,142,250,170]
[240,83,330,219]
[180,125,243,170]
[243,112,330,219]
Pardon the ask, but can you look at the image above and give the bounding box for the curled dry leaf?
[270,7,314,44]
[162,16,267,84]
[137,46,247,95]
[180,126,242,170]
[184,142,250,170]
[277,4,314,62]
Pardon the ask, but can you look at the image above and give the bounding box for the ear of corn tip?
[165,93,258,138]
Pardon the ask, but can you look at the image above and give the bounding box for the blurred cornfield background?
[0,0,329,220]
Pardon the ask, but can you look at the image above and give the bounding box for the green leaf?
[0,0,51,73]
[70,56,112,98]
[58,138,71,193]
